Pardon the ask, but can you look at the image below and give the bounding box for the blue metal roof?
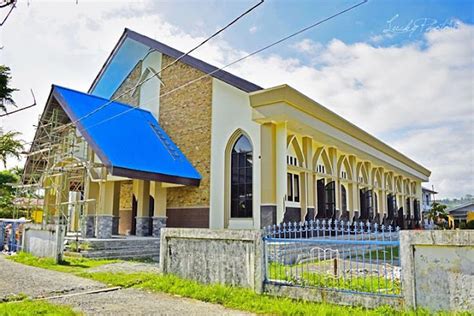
[52,85,201,186]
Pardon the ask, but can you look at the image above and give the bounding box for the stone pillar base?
[305,208,315,222]
[152,216,167,237]
[96,215,113,239]
[136,217,151,237]
[82,215,95,238]
[260,205,276,228]
[112,216,120,235]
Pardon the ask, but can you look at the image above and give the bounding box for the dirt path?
[0,255,251,315]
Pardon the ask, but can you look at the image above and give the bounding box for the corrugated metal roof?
[52,85,201,186]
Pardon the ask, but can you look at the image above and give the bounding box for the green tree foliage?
[0,131,24,168]
[0,169,19,217]
[426,202,449,229]
[0,65,17,113]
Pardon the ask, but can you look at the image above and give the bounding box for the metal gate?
[263,220,401,297]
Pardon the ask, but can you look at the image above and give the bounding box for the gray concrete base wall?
[265,284,404,309]
[160,228,264,292]
[400,230,473,312]
[22,224,65,261]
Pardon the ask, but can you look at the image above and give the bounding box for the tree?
[426,202,449,229]
[0,65,18,113]
[0,131,24,168]
[0,169,19,218]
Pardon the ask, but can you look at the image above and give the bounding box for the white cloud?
[249,25,258,34]
[1,1,472,198]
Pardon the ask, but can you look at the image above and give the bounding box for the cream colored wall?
[209,79,261,229]
[253,103,428,181]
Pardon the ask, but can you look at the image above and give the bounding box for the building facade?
[24,29,431,238]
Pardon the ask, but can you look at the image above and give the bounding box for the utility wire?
[83,0,368,132]
[66,0,264,128]
[0,90,37,117]
[0,0,16,26]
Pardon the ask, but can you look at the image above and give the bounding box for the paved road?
[0,255,251,315]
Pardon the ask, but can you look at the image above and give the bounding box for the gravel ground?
[51,288,250,316]
[0,255,104,300]
[0,255,252,315]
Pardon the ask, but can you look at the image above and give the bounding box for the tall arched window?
[341,184,347,212]
[231,135,253,218]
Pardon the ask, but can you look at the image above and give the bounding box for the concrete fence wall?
[400,230,473,312]
[160,228,473,312]
[22,224,65,261]
[160,228,264,292]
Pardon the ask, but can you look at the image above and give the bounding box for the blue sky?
[154,0,474,53]
[1,0,473,198]
[94,0,474,97]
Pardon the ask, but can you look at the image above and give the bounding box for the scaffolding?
[13,100,105,234]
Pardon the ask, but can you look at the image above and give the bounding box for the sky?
[0,0,473,198]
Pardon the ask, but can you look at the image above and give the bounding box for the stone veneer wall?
[159,55,212,209]
[119,181,133,235]
[108,55,213,228]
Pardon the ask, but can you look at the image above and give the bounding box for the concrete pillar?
[112,182,121,235]
[349,156,359,219]
[135,180,151,236]
[260,123,277,227]
[302,137,314,221]
[42,185,54,226]
[151,181,167,237]
[275,122,287,223]
[95,181,116,239]
[56,174,70,226]
[83,180,99,238]
[380,170,387,216]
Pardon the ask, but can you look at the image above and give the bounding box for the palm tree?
[0,65,17,113]
[0,131,23,168]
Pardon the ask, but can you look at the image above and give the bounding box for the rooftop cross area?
[49,85,201,186]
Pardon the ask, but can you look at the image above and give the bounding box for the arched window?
[231,135,253,218]
[341,184,347,212]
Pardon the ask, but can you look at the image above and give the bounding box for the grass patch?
[269,261,401,295]
[8,252,119,274]
[361,246,400,261]
[0,300,78,315]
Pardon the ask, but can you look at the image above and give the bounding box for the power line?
[67,0,264,128]
[0,0,16,27]
[83,0,368,132]
[0,90,37,117]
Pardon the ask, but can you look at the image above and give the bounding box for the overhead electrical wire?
[66,0,265,128]
[82,0,368,132]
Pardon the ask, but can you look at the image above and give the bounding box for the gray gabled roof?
[89,28,263,94]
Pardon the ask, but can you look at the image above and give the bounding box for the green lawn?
[7,253,469,316]
[0,300,78,316]
[361,246,400,261]
[8,252,119,274]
